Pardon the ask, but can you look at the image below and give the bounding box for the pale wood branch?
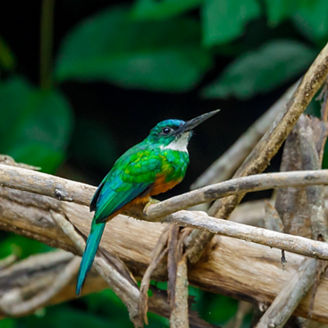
[192,81,299,189]
[3,163,328,223]
[170,256,189,328]
[0,256,80,316]
[165,210,328,261]
[145,170,328,219]
[51,211,142,327]
[185,41,328,265]
[1,204,328,322]
[255,258,318,328]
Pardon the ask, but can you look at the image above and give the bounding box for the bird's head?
[146,109,220,151]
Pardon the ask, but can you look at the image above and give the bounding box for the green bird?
[76,109,220,295]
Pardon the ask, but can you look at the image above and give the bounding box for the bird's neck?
[159,132,190,153]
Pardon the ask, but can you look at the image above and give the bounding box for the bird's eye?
[162,127,172,134]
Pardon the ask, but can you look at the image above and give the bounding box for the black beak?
[182,109,220,132]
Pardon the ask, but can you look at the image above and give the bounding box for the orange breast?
[107,175,181,220]
[150,175,182,196]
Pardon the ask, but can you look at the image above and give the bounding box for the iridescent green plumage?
[76,110,219,295]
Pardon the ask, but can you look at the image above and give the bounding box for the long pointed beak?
[182,109,220,132]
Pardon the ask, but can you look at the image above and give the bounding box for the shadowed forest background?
[0,0,328,327]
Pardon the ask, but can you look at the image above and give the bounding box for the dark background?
[0,0,327,327]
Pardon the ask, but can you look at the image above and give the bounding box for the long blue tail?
[76,220,105,295]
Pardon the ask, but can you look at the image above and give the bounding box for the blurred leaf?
[0,37,15,70]
[264,0,302,26]
[292,0,328,42]
[55,6,212,91]
[70,118,117,169]
[202,294,238,324]
[22,306,111,328]
[132,0,202,20]
[202,39,315,99]
[202,0,260,46]
[83,289,169,327]
[0,77,73,172]
[0,234,52,259]
[0,319,15,328]
[84,289,124,313]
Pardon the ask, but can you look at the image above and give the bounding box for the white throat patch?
[161,132,190,152]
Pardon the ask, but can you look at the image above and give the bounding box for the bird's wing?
[91,147,162,223]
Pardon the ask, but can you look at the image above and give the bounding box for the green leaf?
[0,36,16,70]
[202,0,260,46]
[132,0,203,20]
[292,0,328,42]
[264,0,300,26]
[21,306,111,328]
[55,6,212,92]
[0,77,73,172]
[0,319,15,328]
[264,0,328,41]
[0,234,52,259]
[202,39,315,99]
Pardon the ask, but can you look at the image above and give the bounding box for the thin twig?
[139,226,169,324]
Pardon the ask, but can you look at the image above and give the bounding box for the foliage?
[55,6,212,91]
[0,77,73,172]
[0,0,328,327]
[202,39,315,99]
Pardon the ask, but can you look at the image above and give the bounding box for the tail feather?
[76,220,105,295]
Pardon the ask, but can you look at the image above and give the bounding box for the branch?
[145,170,328,219]
[0,163,94,206]
[170,256,189,328]
[51,211,142,327]
[255,258,318,328]
[192,81,299,189]
[3,163,328,223]
[1,203,328,322]
[185,41,328,264]
[0,256,80,316]
[165,211,328,260]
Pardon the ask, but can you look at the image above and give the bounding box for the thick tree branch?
[3,163,328,222]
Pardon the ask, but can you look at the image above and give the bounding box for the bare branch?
[166,210,328,260]
[3,164,328,224]
[255,258,318,328]
[185,41,328,264]
[0,257,80,316]
[0,163,94,206]
[145,170,328,219]
[192,81,299,189]
[170,257,189,328]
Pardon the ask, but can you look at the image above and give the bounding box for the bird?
[76,109,220,295]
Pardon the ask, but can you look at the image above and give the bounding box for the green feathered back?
[76,141,189,295]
